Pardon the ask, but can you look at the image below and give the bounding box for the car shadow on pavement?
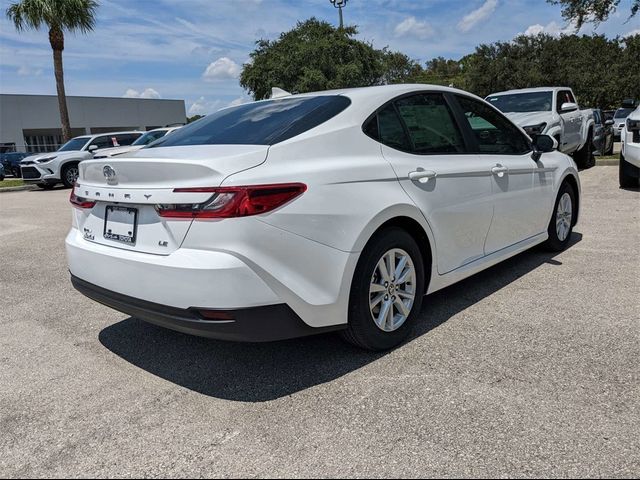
[99,233,582,403]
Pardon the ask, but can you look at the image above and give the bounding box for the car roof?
[488,87,572,96]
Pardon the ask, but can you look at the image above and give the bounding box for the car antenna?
[271,87,292,99]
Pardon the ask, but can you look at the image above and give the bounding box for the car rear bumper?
[71,274,344,342]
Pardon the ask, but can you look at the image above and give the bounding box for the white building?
[0,94,186,153]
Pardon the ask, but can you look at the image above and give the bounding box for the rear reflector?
[70,187,96,209]
[156,183,306,219]
[196,310,236,321]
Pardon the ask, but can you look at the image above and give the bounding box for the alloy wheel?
[556,192,572,242]
[369,248,417,332]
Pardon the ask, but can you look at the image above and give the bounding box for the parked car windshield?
[486,92,553,113]
[132,129,169,146]
[58,137,90,152]
[149,95,352,147]
[614,108,634,118]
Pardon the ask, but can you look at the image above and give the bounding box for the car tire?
[573,130,594,169]
[0,174,4,181]
[619,154,639,188]
[605,138,614,156]
[13,167,21,178]
[342,227,426,351]
[61,163,80,188]
[543,181,576,252]
[37,183,55,190]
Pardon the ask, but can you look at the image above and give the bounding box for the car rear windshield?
[486,92,553,113]
[58,137,90,152]
[149,95,351,148]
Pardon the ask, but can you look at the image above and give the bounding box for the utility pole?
[329,0,348,29]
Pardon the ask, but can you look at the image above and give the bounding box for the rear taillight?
[156,183,306,219]
[70,187,96,209]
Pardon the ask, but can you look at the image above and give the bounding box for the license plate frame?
[104,205,138,245]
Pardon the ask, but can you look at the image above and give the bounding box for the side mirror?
[605,119,615,126]
[88,145,98,153]
[560,102,578,113]
[531,134,557,162]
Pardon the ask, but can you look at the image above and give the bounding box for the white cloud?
[521,20,577,37]
[17,65,43,76]
[202,57,242,81]
[394,16,434,40]
[188,96,251,116]
[123,88,161,99]
[624,29,640,38]
[458,0,498,33]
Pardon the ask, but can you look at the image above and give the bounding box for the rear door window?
[394,94,465,154]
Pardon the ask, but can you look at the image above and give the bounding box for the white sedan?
[66,84,580,350]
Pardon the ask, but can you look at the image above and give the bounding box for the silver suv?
[20,131,142,189]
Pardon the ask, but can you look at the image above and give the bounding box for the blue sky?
[0,0,638,116]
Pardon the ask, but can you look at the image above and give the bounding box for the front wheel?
[342,227,426,351]
[619,154,640,188]
[543,182,576,252]
[61,163,80,188]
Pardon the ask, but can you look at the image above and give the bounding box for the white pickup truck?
[486,87,595,168]
[620,106,640,188]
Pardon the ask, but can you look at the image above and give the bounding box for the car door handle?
[491,165,508,177]
[408,170,437,183]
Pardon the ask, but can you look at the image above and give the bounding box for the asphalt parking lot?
[0,166,638,478]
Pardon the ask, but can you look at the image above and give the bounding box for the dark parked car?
[592,109,614,156]
[1,152,30,177]
[0,162,5,181]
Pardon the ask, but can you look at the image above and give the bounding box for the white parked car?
[93,127,181,159]
[619,106,640,188]
[67,85,580,350]
[613,106,635,140]
[486,87,595,168]
[20,131,143,188]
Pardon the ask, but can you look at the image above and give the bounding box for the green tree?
[547,0,639,29]
[187,114,204,123]
[6,0,99,142]
[240,18,406,100]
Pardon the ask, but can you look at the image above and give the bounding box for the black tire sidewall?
[346,227,426,351]
[546,182,576,251]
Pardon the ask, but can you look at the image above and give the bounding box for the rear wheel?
[573,130,594,169]
[61,163,79,188]
[342,227,426,351]
[543,181,576,252]
[619,154,640,188]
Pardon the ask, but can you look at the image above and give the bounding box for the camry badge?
[103,165,118,185]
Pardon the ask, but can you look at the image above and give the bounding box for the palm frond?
[5,0,98,33]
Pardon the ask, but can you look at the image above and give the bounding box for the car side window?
[115,134,141,146]
[393,94,465,154]
[376,103,412,152]
[456,95,531,155]
[557,90,574,112]
[89,136,117,149]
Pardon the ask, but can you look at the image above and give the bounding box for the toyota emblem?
[103,165,117,185]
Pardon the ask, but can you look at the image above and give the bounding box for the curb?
[0,185,38,193]
[595,159,619,166]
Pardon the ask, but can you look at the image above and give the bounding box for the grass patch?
[597,155,618,161]
[0,179,25,188]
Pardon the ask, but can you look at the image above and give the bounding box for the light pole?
[329,0,348,29]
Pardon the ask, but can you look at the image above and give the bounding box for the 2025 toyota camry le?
[66,84,580,351]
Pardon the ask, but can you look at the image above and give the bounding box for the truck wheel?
[573,130,594,169]
[619,154,639,188]
[61,163,80,188]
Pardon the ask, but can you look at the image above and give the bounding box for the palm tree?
[6,0,99,142]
